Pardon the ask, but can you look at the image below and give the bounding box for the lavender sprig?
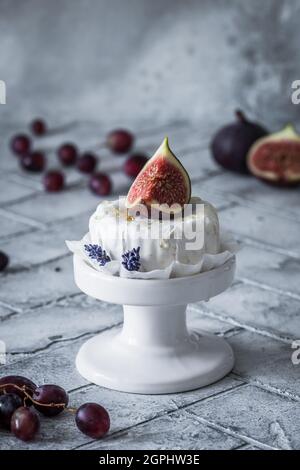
[122,247,141,272]
[84,244,111,266]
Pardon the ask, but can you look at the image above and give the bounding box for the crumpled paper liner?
[66,233,239,280]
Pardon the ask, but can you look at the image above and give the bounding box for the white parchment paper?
[66,232,239,279]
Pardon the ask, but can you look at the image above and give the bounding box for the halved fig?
[125,137,191,214]
[247,124,300,186]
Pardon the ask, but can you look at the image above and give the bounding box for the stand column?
[120,305,189,348]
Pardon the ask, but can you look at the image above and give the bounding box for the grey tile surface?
[0,177,38,206]
[236,244,300,298]
[0,255,77,310]
[0,210,34,240]
[1,295,123,354]
[0,211,90,269]
[1,118,299,450]
[196,282,300,339]
[229,331,300,400]
[187,385,300,450]
[84,410,243,450]
[219,204,300,257]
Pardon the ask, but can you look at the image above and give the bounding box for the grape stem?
[0,383,66,409]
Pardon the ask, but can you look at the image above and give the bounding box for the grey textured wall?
[1,0,300,130]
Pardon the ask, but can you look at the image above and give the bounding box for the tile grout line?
[230,231,300,260]
[0,291,83,324]
[0,207,91,243]
[189,304,295,345]
[0,251,71,277]
[0,227,37,242]
[6,321,124,357]
[184,410,280,451]
[0,310,21,322]
[230,372,300,402]
[237,276,300,302]
[203,176,300,224]
[0,300,23,314]
[0,191,43,210]
[0,207,47,230]
[233,442,254,450]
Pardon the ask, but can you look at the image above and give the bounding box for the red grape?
[31,119,47,136]
[11,407,40,441]
[0,251,9,272]
[107,129,134,154]
[57,143,78,166]
[21,151,46,173]
[10,134,31,156]
[32,384,68,416]
[75,403,110,439]
[0,375,36,400]
[0,393,22,429]
[124,154,148,178]
[43,171,64,192]
[77,153,98,173]
[89,173,112,196]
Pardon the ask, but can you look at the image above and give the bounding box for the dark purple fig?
[211,110,268,174]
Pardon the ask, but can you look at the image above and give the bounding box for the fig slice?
[125,137,191,214]
[247,124,300,186]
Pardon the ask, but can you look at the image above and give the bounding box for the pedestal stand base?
[74,254,236,394]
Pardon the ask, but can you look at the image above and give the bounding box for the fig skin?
[211,110,268,174]
[247,124,300,187]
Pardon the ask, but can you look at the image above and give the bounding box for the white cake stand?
[74,254,235,394]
